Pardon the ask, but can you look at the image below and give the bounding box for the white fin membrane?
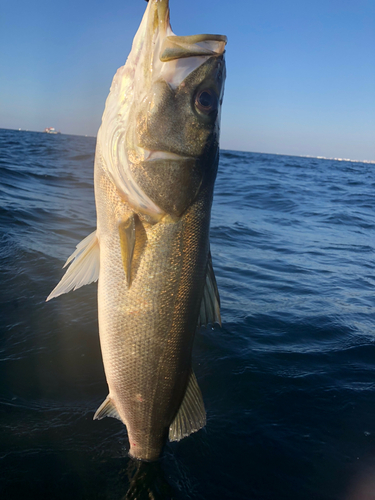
[198,252,221,327]
[46,231,100,301]
[169,370,206,442]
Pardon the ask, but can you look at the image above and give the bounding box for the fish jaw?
[96,0,226,219]
[96,0,173,219]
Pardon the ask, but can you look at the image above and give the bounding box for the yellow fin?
[118,214,137,287]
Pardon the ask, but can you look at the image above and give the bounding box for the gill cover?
[97,0,227,218]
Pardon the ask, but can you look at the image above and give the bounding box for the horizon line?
[1,127,374,164]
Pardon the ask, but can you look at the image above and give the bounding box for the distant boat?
[44,127,61,134]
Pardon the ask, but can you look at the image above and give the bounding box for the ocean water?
[1,127,375,500]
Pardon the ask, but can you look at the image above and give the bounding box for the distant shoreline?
[1,128,374,164]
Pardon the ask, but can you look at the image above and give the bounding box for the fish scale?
[95,154,212,459]
[47,0,226,461]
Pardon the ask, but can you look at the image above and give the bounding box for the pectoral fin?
[169,370,206,442]
[46,230,99,301]
[198,252,221,327]
[118,214,137,287]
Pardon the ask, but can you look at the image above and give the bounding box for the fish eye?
[195,89,218,113]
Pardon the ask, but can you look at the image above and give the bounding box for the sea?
[0,127,374,500]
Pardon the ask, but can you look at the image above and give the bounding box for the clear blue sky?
[1,0,374,161]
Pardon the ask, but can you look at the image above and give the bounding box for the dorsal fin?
[198,252,221,327]
[169,370,206,442]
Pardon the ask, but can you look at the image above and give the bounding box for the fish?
[47,0,226,461]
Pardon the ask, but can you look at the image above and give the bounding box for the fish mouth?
[146,0,171,40]
[97,0,226,220]
[160,34,227,62]
[147,0,227,59]
[146,0,227,86]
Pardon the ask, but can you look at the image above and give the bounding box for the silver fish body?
[48,0,226,461]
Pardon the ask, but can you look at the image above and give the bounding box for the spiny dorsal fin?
[93,395,122,422]
[46,230,99,301]
[198,251,221,327]
[169,370,206,442]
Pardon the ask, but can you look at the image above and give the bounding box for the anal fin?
[93,395,122,422]
[169,370,206,442]
[198,251,221,327]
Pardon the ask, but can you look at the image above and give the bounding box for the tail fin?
[124,459,175,500]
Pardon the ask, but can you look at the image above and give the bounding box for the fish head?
[97,0,227,219]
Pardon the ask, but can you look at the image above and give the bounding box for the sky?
[1,0,374,161]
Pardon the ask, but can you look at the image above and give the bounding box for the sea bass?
[47,0,226,461]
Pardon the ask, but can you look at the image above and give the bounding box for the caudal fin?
[124,459,175,500]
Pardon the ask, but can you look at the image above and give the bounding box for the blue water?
[1,128,375,499]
